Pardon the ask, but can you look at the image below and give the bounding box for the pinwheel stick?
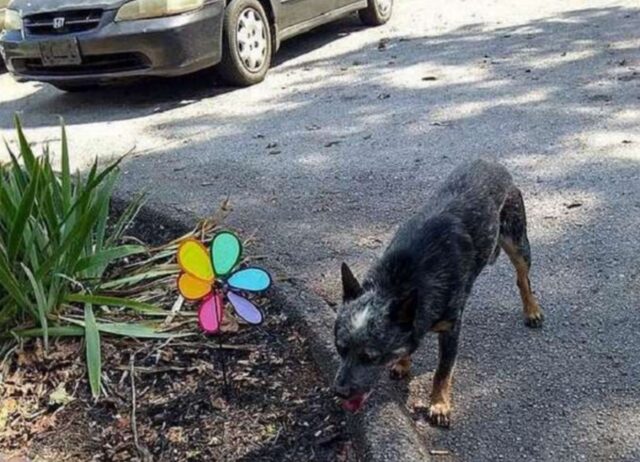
[176,231,273,400]
[212,309,232,398]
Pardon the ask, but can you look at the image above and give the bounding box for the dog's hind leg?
[428,322,460,428]
[500,187,544,328]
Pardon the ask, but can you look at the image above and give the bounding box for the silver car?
[0,0,393,91]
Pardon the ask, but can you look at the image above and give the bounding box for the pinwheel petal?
[198,292,224,334]
[227,291,263,325]
[211,231,242,277]
[177,238,214,282]
[177,272,212,301]
[228,267,271,292]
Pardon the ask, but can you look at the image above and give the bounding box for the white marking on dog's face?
[351,305,371,331]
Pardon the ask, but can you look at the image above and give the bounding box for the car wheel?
[359,0,393,26]
[216,0,272,87]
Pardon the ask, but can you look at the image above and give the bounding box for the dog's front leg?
[389,354,412,380]
[429,322,460,428]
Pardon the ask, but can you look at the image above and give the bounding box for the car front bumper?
[0,1,224,85]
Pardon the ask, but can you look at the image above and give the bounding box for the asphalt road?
[1,0,639,460]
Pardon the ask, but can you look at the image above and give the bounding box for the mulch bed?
[0,302,357,461]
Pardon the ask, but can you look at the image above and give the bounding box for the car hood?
[8,0,128,13]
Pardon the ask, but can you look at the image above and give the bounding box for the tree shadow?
[112,6,640,460]
[7,4,639,460]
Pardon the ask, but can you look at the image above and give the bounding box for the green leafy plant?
[0,118,189,398]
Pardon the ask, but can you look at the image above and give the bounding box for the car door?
[278,0,335,29]
[334,0,364,11]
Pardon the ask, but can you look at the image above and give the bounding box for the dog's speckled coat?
[334,159,543,426]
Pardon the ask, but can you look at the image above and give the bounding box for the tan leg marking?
[431,320,454,333]
[502,239,544,328]
[429,371,453,428]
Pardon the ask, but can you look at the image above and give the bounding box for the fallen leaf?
[357,236,383,249]
[115,416,130,430]
[0,454,32,462]
[264,423,278,437]
[32,413,57,434]
[0,399,18,431]
[221,314,240,333]
[49,383,74,406]
[167,426,185,444]
[211,397,226,410]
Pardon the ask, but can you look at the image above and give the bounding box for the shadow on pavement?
[110,6,640,461]
[0,16,361,128]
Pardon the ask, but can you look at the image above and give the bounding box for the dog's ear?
[341,262,363,302]
[390,289,417,331]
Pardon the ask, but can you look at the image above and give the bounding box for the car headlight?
[115,0,205,22]
[3,9,22,31]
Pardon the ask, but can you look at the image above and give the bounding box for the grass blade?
[64,317,191,338]
[60,119,72,210]
[99,268,178,290]
[14,116,36,173]
[74,245,147,274]
[0,253,32,313]
[95,323,191,338]
[8,162,39,261]
[21,264,49,349]
[10,325,85,338]
[84,303,101,399]
[65,293,167,315]
[107,193,146,247]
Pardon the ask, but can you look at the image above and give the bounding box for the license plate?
[39,39,82,66]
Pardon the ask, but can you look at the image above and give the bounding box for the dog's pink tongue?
[342,394,366,413]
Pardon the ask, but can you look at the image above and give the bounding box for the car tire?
[359,0,393,26]
[216,0,272,87]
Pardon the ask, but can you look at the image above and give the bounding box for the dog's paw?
[525,309,544,328]
[389,358,411,380]
[428,402,451,428]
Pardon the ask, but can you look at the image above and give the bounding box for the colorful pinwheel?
[176,231,272,334]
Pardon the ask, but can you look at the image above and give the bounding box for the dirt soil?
[0,302,356,462]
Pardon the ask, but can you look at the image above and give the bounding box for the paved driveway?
[1,0,639,460]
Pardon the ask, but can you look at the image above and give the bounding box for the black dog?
[333,159,543,426]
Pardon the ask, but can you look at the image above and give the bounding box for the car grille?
[15,53,150,76]
[24,10,103,35]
